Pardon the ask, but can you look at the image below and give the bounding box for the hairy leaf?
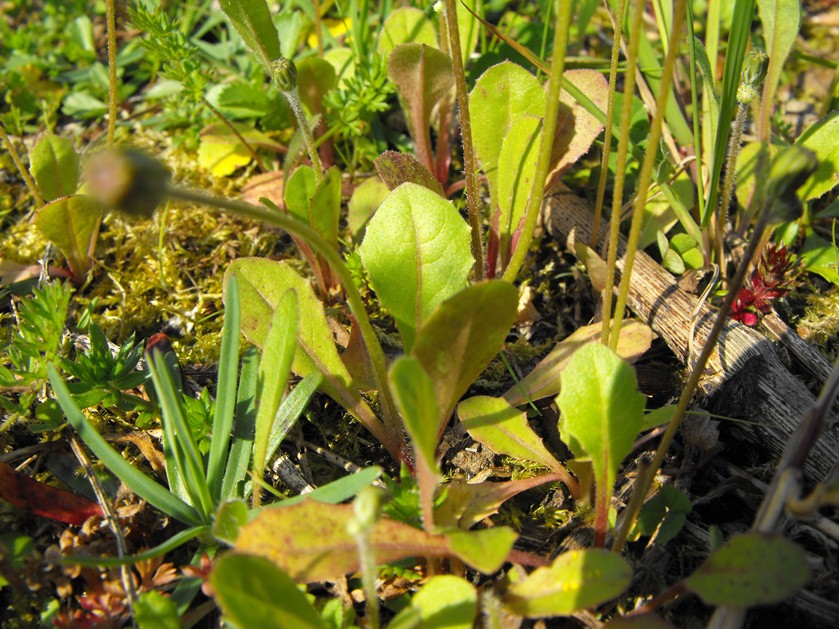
[378,7,437,56]
[375,151,446,197]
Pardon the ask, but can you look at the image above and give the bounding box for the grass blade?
[265,373,323,469]
[207,273,242,502]
[48,364,203,526]
[221,346,260,501]
[149,352,215,519]
[62,525,210,567]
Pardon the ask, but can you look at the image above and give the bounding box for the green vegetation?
[2,0,838,627]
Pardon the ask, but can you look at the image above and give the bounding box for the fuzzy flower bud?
[271,57,298,93]
[736,48,768,104]
[86,150,171,218]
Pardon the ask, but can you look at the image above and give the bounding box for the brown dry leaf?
[546,69,609,188]
[241,170,285,208]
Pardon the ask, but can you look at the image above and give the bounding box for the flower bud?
[86,150,171,217]
[271,57,298,93]
[736,48,768,104]
[352,486,385,532]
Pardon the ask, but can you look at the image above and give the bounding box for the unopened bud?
[271,58,298,93]
[86,150,171,217]
[352,486,385,532]
[737,48,768,104]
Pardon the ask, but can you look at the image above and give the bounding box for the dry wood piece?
[541,185,839,484]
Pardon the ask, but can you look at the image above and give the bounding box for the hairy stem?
[443,0,484,280]
[0,125,45,208]
[105,0,118,148]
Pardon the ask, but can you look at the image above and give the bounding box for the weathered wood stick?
[542,185,839,484]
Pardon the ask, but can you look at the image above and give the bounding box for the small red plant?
[730,242,795,326]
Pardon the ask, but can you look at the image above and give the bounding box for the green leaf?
[213,500,249,546]
[685,533,810,606]
[221,347,259,501]
[309,166,341,248]
[447,527,517,574]
[48,364,203,527]
[264,373,322,472]
[284,165,318,222]
[347,176,390,239]
[637,485,692,545]
[34,195,102,281]
[359,183,474,351]
[378,7,437,56]
[218,0,281,72]
[388,43,454,170]
[374,151,446,198]
[435,475,565,530]
[800,231,839,284]
[412,281,519,439]
[297,57,337,117]
[211,553,326,629]
[758,0,800,110]
[198,123,283,177]
[796,112,839,201]
[252,289,297,482]
[235,501,452,582]
[458,395,562,473]
[503,549,632,617]
[389,576,477,629]
[149,353,215,519]
[206,273,242,502]
[134,591,180,629]
[225,259,381,438]
[557,344,645,538]
[455,0,480,66]
[206,81,271,118]
[28,134,79,201]
[497,114,542,261]
[277,466,382,508]
[390,357,440,474]
[503,321,652,407]
[470,62,545,207]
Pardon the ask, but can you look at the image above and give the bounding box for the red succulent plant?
[730,243,795,326]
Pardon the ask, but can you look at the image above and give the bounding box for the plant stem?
[716,101,748,272]
[105,0,118,148]
[166,185,403,460]
[283,87,324,182]
[443,0,484,280]
[608,0,686,352]
[600,0,644,346]
[591,0,628,249]
[502,0,572,283]
[612,205,773,554]
[0,125,45,208]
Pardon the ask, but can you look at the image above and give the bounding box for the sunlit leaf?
[503,549,631,617]
[34,194,102,281]
[375,151,445,197]
[447,527,517,574]
[29,134,79,201]
[211,553,326,629]
[378,7,437,56]
[389,576,477,629]
[359,183,473,351]
[218,0,281,72]
[797,112,839,201]
[685,533,809,606]
[412,281,518,439]
[757,0,800,111]
[348,176,390,238]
